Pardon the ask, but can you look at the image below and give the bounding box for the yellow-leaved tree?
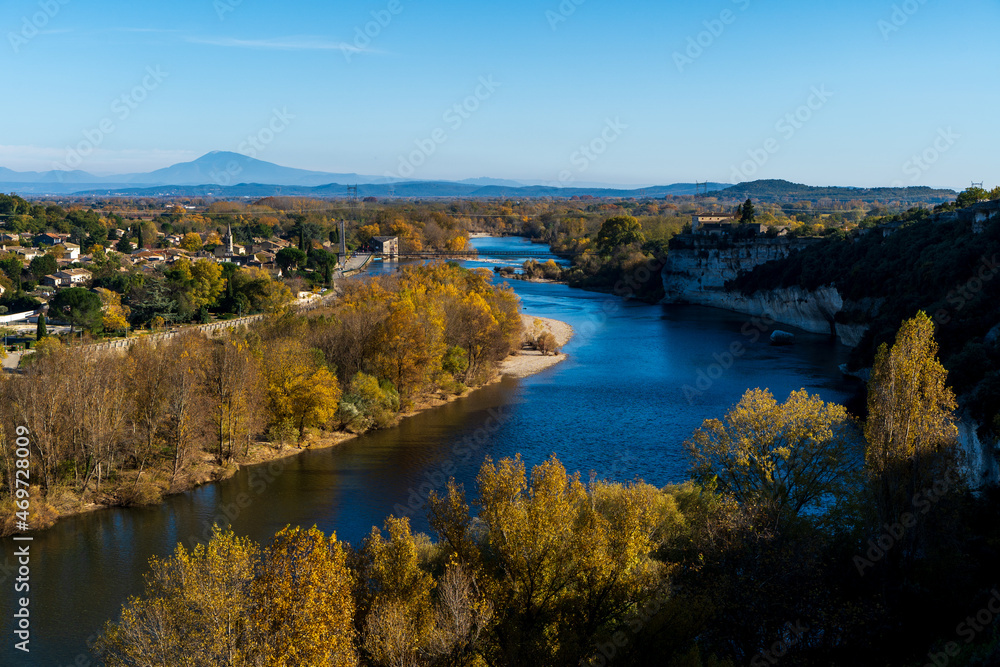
[864,311,959,542]
[265,340,341,442]
[95,287,131,333]
[251,526,357,667]
[93,527,260,667]
[686,388,860,525]
[430,455,674,666]
[359,516,436,667]
[180,232,203,251]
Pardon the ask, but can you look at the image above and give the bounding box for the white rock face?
[957,417,1000,489]
[661,238,868,346]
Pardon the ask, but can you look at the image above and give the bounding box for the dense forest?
[92,314,1000,666]
[0,263,520,527]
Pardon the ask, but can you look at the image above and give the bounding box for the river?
[0,236,859,665]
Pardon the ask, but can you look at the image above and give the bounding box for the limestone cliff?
[660,235,867,346]
[660,234,999,487]
[958,416,1000,489]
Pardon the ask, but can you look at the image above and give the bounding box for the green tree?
[738,198,756,224]
[596,215,645,255]
[276,247,307,273]
[116,234,133,254]
[0,256,23,282]
[956,186,989,208]
[309,248,339,285]
[35,313,47,340]
[50,287,103,333]
[29,254,58,278]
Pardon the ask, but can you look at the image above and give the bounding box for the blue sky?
[2,0,998,188]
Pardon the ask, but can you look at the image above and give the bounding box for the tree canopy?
[49,287,103,332]
[596,215,645,255]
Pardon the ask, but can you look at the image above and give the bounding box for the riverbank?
[7,311,574,536]
[502,314,574,378]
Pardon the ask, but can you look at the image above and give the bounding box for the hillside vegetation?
[730,190,1000,427]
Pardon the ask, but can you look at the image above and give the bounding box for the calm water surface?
[1,237,859,665]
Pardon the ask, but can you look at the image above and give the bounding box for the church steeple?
[225,222,234,255]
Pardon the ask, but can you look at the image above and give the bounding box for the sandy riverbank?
[501,314,574,378]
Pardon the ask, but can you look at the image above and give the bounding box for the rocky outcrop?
[661,236,868,346]
[957,416,1000,489]
[660,235,1000,488]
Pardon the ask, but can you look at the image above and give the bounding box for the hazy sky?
[2,0,998,188]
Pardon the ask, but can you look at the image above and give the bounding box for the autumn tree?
[96,287,131,333]
[3,343,74,491]
[371,298,443,399]
[430,455,673,666]
[338,372,399,433]
[358,517,436,667]
[125,340,177,486]
[77,351,132,495]
[200,335,263,462]
[93,528,260,666]
[535,332,558,356]
[864,311,958,537]
[264,340,342,442]
[686,388,861,525]
[180,232,203,252]
[251,526,357,666]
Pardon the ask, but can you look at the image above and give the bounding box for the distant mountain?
[0,167,107,184]
[115,152,384,187]
[0,152,396,193]
[457,177,526,187]
[72,180,740,200]
[709,179,956,203]
[0,155,960,201]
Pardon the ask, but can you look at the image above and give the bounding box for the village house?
[59,242,81,260]
[9,247,42,262]
[371,236,400,257]
[33,232,69,246]
[251,238,292,254]
[129,250,168,265]
[42,268,92,288]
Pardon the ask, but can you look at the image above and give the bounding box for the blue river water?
[0,236,859,665]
